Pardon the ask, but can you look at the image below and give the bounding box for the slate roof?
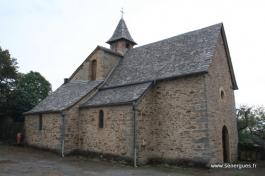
[107,18,137,45]
[83,23,238,107]
[25,80,102,115]
[103,23,223,88]
[81,82,152,108]
[26,22,237,112]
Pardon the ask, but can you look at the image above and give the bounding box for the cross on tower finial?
[121,8,124,18]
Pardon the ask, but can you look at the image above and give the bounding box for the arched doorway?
[222,125,230,162]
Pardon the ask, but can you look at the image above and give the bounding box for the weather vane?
[121,8,124,18]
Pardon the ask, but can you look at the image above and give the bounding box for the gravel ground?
[0,144,264,176]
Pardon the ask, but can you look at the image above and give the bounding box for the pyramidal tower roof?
[107,18,137,45]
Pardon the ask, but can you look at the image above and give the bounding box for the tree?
[0,47,52,118]
[13,71,52,117]
[0,47,18,117]
[0,46,52,140]
[237,105,265,144]
[253,107,265,139]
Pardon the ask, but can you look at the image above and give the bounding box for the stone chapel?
[24,17,238,166]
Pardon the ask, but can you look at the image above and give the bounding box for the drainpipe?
[132,101,137,168]
[60,112,65,157]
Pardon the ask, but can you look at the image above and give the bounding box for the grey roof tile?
[107,18,137,45]
[104,23,222,88]
[28,23,237,111]
[25,80,102,114]
[81,82,152,108]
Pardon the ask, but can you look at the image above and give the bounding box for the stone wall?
[24,89,98,153]
[63,90,98,153]
[205,34,238,163]
[136,75,210,165]
[100,51,121,79]
[110,40,133,55]
[79,106,134,160]
[24,106,81,153]
[25,113,62,151]
[70,49,120,81]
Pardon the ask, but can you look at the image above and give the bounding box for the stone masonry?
[136,75,209,165]
[79,106,134,160]
[25,113,62,151]
[70,47,121,81]
[24,19,238,167]
[205,34,238,163]
[25,85,99,153]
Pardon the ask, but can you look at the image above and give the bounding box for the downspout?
[132,101,137,167]
[60,112,65,157]
[132,81,155,168]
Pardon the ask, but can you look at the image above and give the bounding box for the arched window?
[220,90,225,99]
[91,60,97,80]
[219,87,226,101]
[99,110,104,128]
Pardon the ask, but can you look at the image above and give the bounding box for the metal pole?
[133,102,137,167]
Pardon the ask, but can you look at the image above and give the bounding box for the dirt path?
[0,145,264,176]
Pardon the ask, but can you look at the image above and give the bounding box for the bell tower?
[106,17,137,55]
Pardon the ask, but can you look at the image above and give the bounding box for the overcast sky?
[1,0,264,107]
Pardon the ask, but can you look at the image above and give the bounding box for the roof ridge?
[103,22,224,88]
[133,23,223,50]
[69,80,103,84]
[101,80,152,90]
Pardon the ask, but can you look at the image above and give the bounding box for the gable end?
[220,25,238,90]
[69,46,122,80]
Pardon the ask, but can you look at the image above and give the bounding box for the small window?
[39,114,43,130]
[126,43,130,49]
[221,90,225,99]
[219,87,225,100]
[99,110,104,128]
[91,60,97,80]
